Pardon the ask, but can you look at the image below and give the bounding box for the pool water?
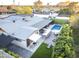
[51,24,61,30]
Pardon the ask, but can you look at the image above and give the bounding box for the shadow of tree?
[72,28,79,57]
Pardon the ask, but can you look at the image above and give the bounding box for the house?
[0,6,9,14]
[34,12,58,18]
[0,6,16,15]
[0,15,52,52]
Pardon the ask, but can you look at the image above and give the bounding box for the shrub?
[2,48,20,58]
[52,24,75,58]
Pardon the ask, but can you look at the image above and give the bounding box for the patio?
[44,32,57,48]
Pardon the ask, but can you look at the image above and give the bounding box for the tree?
[15,6,32,14]
[58,8,74,16]
[7,6,12,10]
[33,0,43,10]
[69,14,79,28]
[68,2,78,13]
[52,24,75,58]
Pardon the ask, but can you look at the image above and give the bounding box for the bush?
[15,6,32,14]
[58,8,74,16]
[2,48,20,58]
[52,24,75,58]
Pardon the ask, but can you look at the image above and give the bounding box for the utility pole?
[13,0,15,5]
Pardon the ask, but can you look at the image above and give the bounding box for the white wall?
[55,16,69,20]
[34,14,49,18]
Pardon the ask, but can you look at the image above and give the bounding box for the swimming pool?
[51,24,61,30]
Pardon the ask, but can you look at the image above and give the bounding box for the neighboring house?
[0,6,16,15]
[0,7,8,14]
[0,15,52,52]
[34,12,58,18]
[54,16,69,20]
[52,16,69,23]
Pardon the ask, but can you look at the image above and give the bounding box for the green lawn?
[72,28,79,57]
[31,43,52,58]
[54,19,67,24]
[51,18,68,24]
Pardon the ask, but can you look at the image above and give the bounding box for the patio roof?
[0,15,52,40]
[11,27,37,40]
[28,33,41,42]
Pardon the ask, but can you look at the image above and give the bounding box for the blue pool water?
[51,24,61,30]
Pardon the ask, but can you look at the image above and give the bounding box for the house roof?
[28,33,41,42]
[11,27,37,41]
[0,23,37,40]
[0,15,52,29]
[32,19,52,30]
[0,34,14,47]
[0,15,52,40]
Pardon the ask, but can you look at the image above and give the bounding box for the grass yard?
[54,19,67,24]
[31,43,52,58]
[51,18,68,24]
[72,28,79,57]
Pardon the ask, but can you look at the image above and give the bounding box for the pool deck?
[44,32,57,48]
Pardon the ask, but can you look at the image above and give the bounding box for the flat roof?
[28,33,41,42]
[0,24,37,40]
[0,15,52,29]
[32,19,52,30]
[0,15,52,40]
[0,34,14,47]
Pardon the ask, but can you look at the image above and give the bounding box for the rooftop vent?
[30,14,34,17]
[22,18,25,20]
[22,18,29,22]
[13,20,15,23]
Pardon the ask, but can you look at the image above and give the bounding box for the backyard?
[51,18,68,24]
